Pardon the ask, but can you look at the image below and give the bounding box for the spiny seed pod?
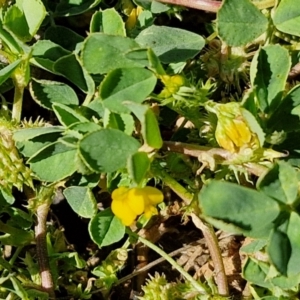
[139,273,173,300]
[0,119,33,195]
[139,273,205,300]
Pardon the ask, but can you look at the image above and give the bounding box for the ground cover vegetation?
[0,0,300,299]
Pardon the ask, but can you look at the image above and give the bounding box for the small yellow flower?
[159,75,185,98]
[111,186,164,226]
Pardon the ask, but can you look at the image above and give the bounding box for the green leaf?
[3,207,32,229]
[243,258,272,288]
[0,59,22,86]
[286,212,300,276]
[30,79,79,110]
[250,45,291,113]
[267,212,300,276]
[125,48,166,76]
[63,186,98,218]
[267,84,300,133]
[13,127,64,157]
[124,102,162,148]
[128,152,150,185]
[79,129,140,173]
[50,252,86,268]
[53,103,89,127]
[54,54,95,94]
[66,173,100,188]
[68,122,102,137]
[268,228,291,275]
[0,222,34,246]
[217,0,268,46]
[273,0,300,36]
[54,0,102,16]
[151,1,169,13]
[271,273,300,290]
[88,208,125,247]
[100,68,157,114]
[103,110,134,134]
[28,142,77,182]
[26,289,48,300]
[125,49,149,68]
[10,277,30,300]
[81,33,141,74]
[134,0,152,10]
[13,126,64,141]
[199,181,280,238]
[0,189,15,206]
[135,25,205,63]
[4,6,29,41]
[44,26,84,51]
[147,47,166,75]
[4,0,46,42]
[0,23,22,54]
[258,161,298,205]
[90,8,125,36]
[121,113,135,135]
[103,111,135,135]
[31,40,71,72]
[240,239,267,254]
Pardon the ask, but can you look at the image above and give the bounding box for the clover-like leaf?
[199,181,280,238]
[89,208,125,247]
[217,0,268,46]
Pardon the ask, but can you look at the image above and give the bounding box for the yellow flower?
[125,6,143,30]
[111,186,164,226]
[214,102,259,153]
[159,75,185,98]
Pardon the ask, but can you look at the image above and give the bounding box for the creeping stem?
[11,74,25,122]
[191,213,229,296]
[35,203,56,299]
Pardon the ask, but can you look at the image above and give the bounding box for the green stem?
[9,246,23,266]
[82,93,94,106]
[11,76,25,122]
[1,246,24,277]
[126,228,209,294]
[0,255,13,273]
